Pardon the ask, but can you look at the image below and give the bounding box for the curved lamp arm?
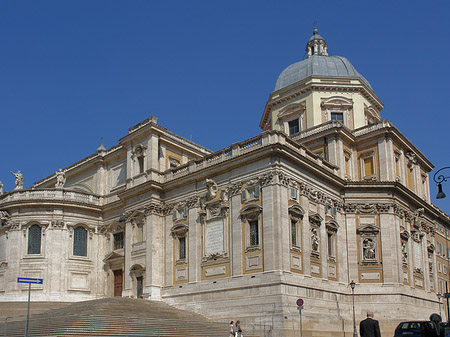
[433,167,450,199]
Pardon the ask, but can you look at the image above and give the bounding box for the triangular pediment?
[103,251,124,263]
[356,224,379,235]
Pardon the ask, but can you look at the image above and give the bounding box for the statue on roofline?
[55,169,66,188]
[10,171,23,190]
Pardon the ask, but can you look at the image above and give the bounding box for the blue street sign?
[17,278,43,284]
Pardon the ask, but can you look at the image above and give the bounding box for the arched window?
[28,225,41,254]
[73,226,87,256]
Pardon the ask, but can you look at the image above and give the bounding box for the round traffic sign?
[296,298,304,307]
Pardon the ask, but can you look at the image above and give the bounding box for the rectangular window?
[290,186,298,200]
[291,220,297,247]
[135,223,144,243]
[138,156,144,174]
[179,237,186,260]
[364,157,374,176]
[73,227,87,257]
[242,184,260,202]
[331,112,343,122]
[249,220,259,246]
[408,167,414,190]
[327,232,335,258]
[288,119,300,135]
[345,156,350,175]
[28,225,42,255]
[113,232,124,250]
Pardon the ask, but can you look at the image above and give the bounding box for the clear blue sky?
[1,1,450,213]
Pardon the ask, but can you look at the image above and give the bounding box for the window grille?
[179,237,186,260]
[28,225,41,254]
[249,220,259,246]
[113,232,124,250]
[73,227,87,256]
[291,220,297,246]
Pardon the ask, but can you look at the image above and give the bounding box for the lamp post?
[433,167,450,323]
[350,280,358,337]
[438,293,442,318]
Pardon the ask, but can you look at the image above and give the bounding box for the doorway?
[113,269,123,297]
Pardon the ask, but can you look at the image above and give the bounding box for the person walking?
[235,320,243,337]
[359,311,381,337]
[229,321,235,337]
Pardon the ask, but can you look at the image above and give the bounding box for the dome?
[274,28,372,91]
[274,55,372,91]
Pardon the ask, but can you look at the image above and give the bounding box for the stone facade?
[0,29,449,336]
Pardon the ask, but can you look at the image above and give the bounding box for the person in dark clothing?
[360,311,381,337]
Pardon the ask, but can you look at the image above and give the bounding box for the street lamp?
[433,167,450,323]
[350,280,358,337]
[438,293,442,318]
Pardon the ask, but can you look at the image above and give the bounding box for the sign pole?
[25,282,31,337]
[296,298,304,337]
[17,277,43,337]
[298,307,303,337]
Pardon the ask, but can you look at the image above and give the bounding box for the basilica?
[1,28,449,336]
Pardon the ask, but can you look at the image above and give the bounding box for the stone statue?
[401,242,408,265]
[55,169,66,188]
[205,179,218,199]
[0,181,3,194]
[311,228,319,251]
[10,171,23,190]
[413,208,424,227]
[363,238,376,260]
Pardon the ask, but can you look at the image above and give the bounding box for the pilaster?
[301,195,311,275]
[144,213,163,300]
[123,220,132,297]
[188,206,201,282]
[231,194,242,276]
[345,213,358,282]
[379,212,398,283]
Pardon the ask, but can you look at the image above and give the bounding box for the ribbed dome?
[274,55,372,91]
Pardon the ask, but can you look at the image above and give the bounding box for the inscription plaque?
[206,218,224,255]
[413,241,421,270]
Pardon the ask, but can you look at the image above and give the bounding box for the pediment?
[321,96,353,108]
[326,219,339,231]
[278,103,306,119]
[400,230,410,241]
[357,224,380,235]
[240,204,263,216]
[103,251,124,263]
[289,204,305,217]
[365,105,381,119]
[309,213,323,224]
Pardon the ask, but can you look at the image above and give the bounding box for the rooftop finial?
[97,137,106,152]
[313,21,318,35]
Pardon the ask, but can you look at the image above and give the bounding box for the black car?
[394,321,446,337]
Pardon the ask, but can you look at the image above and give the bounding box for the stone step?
[0,298,259,337]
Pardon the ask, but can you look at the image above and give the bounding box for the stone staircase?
[0,297,250,337]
